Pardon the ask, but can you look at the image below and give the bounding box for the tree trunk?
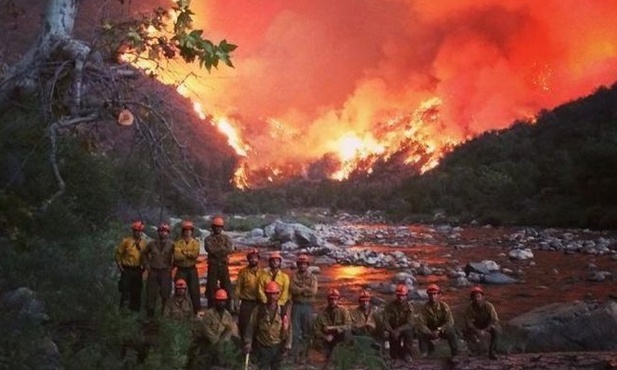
[0,0,87,115]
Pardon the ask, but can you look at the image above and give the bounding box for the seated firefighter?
[163,278,194,321]
[463,286,500,360]
[416,284,458,359]
[349,290,379,338]
[382,284,414,363]
[313,288,352,360]
[188,288,239,369]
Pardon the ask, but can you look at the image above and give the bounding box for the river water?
[196,223,617,321]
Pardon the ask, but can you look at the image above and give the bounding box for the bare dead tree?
[0,0,235,212]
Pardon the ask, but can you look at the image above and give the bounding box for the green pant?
[206,261,232,310]
[291,302,313,361]
[255,343,283,370]
[145,267,171,317]
[119,266,143,312]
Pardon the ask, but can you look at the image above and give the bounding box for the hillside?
[395,83,617,228]
[224,83,617,230]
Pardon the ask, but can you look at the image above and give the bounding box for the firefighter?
[382,284,415,363]
[142,222,174,318]
[289,254,318,364]
[257,251,290,309]
[416,284,458,359]
[463,286,500,359]
[204,216,234,310]
[350,290,379,338]
[114,220,147,312]
[313,288,352,360]
[163,279,194,321]
[173,220,201,314]
[244,281,292,370]
[189,288,239,369]
[233,248,261,341]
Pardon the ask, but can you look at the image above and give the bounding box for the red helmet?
[470,286,484,296]
[359,290,371,301]
[181,220,194,230]
[395,284,409,296]
[175,279,187,289]
[214,289,228,300]
[247,248,259,257]
[327,288,341,298]
[212,216,225,227]
[269,251,282,261]
[265,281,281,294]
[158,222,170,232]
[131,221,145,231]
[296,254,310,264]
[426,284,440,293]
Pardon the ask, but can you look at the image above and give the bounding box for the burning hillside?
[118,0,617,189]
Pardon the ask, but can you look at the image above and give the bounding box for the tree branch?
[41,112,99,212]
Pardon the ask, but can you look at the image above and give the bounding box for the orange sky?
[153,0,617,180]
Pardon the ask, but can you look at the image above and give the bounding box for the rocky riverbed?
[189,214,617,369]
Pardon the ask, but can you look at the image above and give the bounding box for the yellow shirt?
[234,266,261,301]
[257,268,290,306]
[173,238,200,268]
[114,237,146,267]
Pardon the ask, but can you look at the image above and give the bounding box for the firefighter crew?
[463,286,500,359]
[233,248,262,342]
[173,220,201,313]
[114,220,147,312]
[350,290,379,338]
[416,284,458,359]
[289,254,318,364]
[257,251,290,309]
[382,284,415,363]
[313,288,352,360]
[189,288,239,369]
[244,281,292,370]
[163,278,194,320]
[204,216,234,310]
[142,222,174,318]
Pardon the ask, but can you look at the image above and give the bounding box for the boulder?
[465,260,499,275]
[509,248,534,260]
[502,301,617,353]
[482,272,518,285]
[265,220,318,247]
[249,228,264,238]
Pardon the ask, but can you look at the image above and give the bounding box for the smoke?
[177,0,617,169]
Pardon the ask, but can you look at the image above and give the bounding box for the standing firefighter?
[289,254,318,364]
[115,221,147,312]
[350,290,379,338]
[244,281,292,370]
[416,284,458,359]
[234,248,261,342]
[313,288,352,360]
[163,279,194,321]
[189,288,239,369]
[257,252,290,309]
[463,286,500,359]
[173,220,201,313]
[204,216,234,310]
[142,222,174,318]
[382,284,415,363]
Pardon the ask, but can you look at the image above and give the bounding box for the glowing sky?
[156,0,617,174]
